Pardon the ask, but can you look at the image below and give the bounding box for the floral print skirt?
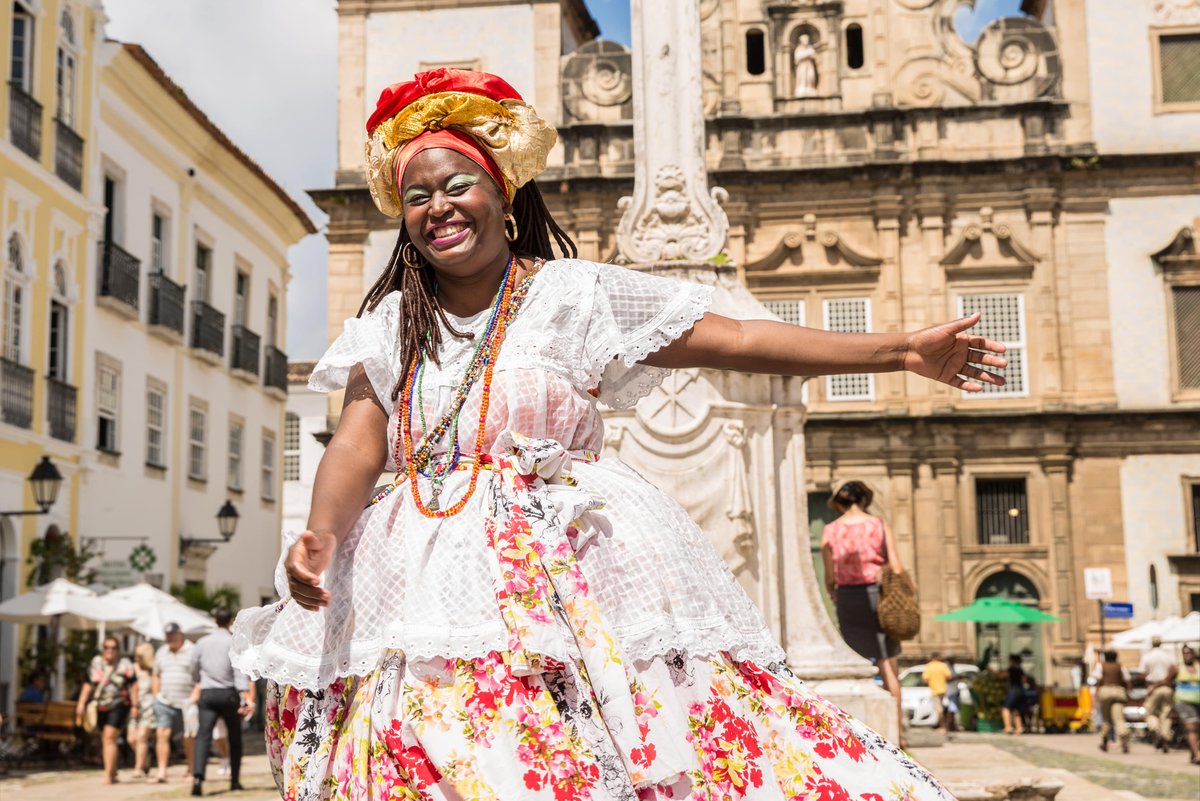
[264,648,951,801]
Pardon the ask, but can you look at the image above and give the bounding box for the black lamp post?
[179,501,240,565]
[0,457,64,516]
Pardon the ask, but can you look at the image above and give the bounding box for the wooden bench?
[14,700,78,746]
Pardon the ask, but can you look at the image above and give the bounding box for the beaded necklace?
[380,255,536,518]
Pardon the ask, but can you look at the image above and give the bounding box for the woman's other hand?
[902,312,1008,392]
[285,530,337,610]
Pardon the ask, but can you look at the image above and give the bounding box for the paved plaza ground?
[0,732,1196,800]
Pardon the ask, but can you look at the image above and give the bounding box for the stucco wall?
[1120,454,1200,622]
[1086,0,1200,153]
[1105,195,1200,408]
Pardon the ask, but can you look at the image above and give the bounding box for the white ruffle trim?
[596,283,714,410]
[231,602,785,692]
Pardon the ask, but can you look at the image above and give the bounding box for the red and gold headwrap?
[365,68,557,218]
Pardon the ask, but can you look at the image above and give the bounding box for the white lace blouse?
[231,259,785,689]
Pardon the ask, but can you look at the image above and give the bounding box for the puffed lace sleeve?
[583,261,713,409]
[309,292,402,415]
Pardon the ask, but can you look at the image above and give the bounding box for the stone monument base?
[808,677,900,744]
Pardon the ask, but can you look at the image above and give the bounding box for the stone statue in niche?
[793,34,819,98]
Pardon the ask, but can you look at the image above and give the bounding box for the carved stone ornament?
[1152,0,1200,25]
[562,40,633,123]
[941,207,1040,279]
[893,0,938,9]
[723,423,756,558]
[617,0,730,264]
[637,368,709,434]
[746,214,881,274]
[619,166,730,262]
[1151,221,1199,277]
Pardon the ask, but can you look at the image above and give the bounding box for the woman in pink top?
[822,480,907,742]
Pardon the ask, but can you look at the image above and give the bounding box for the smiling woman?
[230,67,1004,801]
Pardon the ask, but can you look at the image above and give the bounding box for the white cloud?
[103,0,338,359]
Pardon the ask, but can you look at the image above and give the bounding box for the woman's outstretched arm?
[285,364,389,610]
[645,311,1008,393]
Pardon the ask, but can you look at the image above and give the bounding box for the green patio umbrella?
[934,596,1060,624]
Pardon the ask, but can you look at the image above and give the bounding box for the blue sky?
[586,0,631,44]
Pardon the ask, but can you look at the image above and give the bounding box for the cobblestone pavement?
[0,752,279,801]
[973,732,1200,800]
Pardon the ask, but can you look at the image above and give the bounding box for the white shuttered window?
[762,298,805,326]
[822,298,874,401]
[959,293,1026,397]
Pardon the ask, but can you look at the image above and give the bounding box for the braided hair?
[359,180,577,402]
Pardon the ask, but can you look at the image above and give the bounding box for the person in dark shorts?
[1001,654,1028,735]
[75,635,139,784]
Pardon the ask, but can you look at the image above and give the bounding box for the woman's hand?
[902,312,1008,392]
[284,530,338,611]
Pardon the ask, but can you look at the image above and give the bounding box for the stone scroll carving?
[941,207,1040,280]
[1152,0,1200,25]
[618,166,730,262]
[561,40,633,123]
[724,423,756,559]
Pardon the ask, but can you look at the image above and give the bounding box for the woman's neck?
[431,248,515,317]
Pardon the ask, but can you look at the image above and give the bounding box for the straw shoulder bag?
[877,565,921,642]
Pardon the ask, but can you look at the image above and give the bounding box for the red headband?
[367,69,523,135]
[395,129,510,201]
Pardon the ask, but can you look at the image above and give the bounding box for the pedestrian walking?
[1095,650,1132,753]
[190,608,253,797]
[1001,654,1028,735]
[230,67,1007,799]
[821,480,908,745]
[1173,644,1200,765]
[1138,635,1177,751]
[75,635,139,785]
[923,653,953,733]
[151,622,197,783]
[129,642,156,780]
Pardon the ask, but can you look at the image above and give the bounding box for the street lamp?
[179,501,240,565]
[0,456,63,516]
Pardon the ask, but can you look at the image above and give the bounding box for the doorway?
[975,569,1045,683]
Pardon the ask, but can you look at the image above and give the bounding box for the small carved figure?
[793,34,819,98]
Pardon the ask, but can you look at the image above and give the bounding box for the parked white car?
[899,663,979,727]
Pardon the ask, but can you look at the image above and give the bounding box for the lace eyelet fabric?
[231,259,953,801]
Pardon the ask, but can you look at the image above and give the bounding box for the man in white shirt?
[1139,636,1177,750]
[151,622,197,783]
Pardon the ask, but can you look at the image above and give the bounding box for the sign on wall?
[1084,567,1113,600]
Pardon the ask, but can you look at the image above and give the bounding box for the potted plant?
[969,671,1007,732]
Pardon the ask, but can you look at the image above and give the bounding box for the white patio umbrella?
[1110,616,1175,650]
[1159,611,1200,644]
[103,582,216,640]
[0,577,136,629]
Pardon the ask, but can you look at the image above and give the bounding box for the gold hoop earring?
[504,212,519,243]
[401,242,422,269]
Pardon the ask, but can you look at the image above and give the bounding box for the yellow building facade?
[0,0,103,710]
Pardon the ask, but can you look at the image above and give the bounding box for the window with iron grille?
[1157,31,1200,107]
[195,243,211,302]
[762,298,805,327]
[97,363,120,453]
[262,431,276,501]
[976,478,1030,545]
[959,293,1026,396]
[822,298,873,401]
[228,419,244,491]
[1173,286,1200,390]
[146,384,165,467]
[188,406,206,480]
[284,412,300,482]
[1190,481,1200,553]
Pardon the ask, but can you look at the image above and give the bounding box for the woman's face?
[102,640,119,663]
[400,148,509,277]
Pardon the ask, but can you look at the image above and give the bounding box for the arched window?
[845,24,865,70]
[3,236,26,363]
[57,8,78,127]
[1150,564,1159,610]
[49,262,70,382]
[60,8,76,46]
[745,29,766,76]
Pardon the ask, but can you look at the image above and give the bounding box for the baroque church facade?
[316,0,1200,681]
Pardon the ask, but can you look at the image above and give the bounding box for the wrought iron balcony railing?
[46,376,76,442]
[0,358,34,430]
[190,300,225,357]
[8,81,41,160]
[264,345,287,392]
[97,241,141,311]
[231,325,261,376]
[54,118,84,190]
[148,272,186,335]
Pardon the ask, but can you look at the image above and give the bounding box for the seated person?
[17,671,48,704]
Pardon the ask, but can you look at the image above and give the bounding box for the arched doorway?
[975,569,1045,683]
